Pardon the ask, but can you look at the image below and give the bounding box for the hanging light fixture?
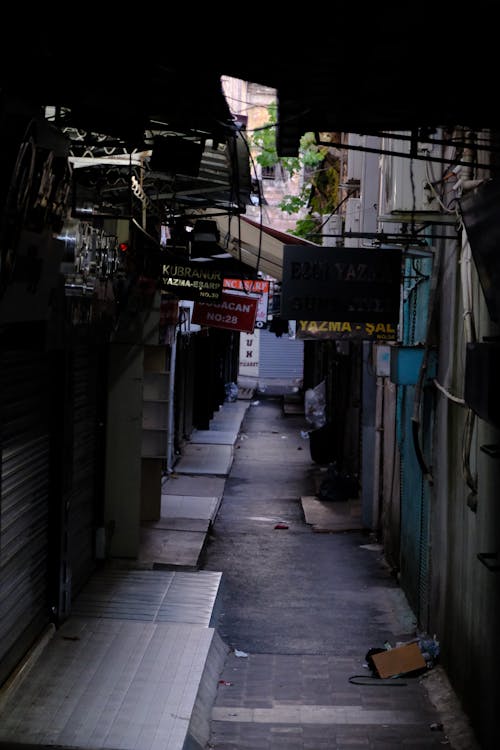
[190,219,221,259]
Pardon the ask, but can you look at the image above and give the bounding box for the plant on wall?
[250,104,340,242]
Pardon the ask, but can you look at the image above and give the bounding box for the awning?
[211,213,319,281]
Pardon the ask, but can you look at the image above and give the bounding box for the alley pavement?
[202,393,480,750]
[0,384,480,750]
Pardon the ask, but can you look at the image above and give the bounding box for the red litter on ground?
[274,523,289,529]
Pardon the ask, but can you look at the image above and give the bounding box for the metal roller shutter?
[258,329,304,380]
[0,348,51,684]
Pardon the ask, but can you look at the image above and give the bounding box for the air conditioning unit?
[345,197,361,247]
[378,131,441,223]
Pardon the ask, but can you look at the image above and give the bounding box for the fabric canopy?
[211,213,319,282]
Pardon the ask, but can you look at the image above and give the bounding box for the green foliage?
[287,214,322,239]
[299,132,326,168]
[250,103,340,237]
[251,105,317,177]
[252,103,281,168]
[279,191,309,215]
[309,160,340,215]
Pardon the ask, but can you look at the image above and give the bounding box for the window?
[261,165,276,180]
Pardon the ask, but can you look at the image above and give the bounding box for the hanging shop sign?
[192,290,258,333]
[239,329,260,376]
[281,246,402,323]
[296,320,398,341]
[160,261,223,302]
[223,278,270,326]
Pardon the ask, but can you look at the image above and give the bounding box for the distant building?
[221,76,306,235]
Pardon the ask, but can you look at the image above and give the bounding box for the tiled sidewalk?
[0,616,228,750]
[136,400,250,570]
[0,398,251,750]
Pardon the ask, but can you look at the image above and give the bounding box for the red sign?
[192,291,258,333]
[223,278,270,325]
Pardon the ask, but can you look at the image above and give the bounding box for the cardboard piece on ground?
[371,642,426,678]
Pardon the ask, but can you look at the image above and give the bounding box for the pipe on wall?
[166,330,178,474]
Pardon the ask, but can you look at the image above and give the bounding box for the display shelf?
[142,400,168,430]
[141,427,168,458]
[143,371,170,401]
[140,344,172,519]
[144,344,168,372]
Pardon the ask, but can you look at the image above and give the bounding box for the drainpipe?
[453,129,484,196]
[459,224,478,503]
[411,243,441,485]
[166,328,178,473]
[372,373,384,531]
[454,129,479,503]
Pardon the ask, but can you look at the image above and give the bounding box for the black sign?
[281,246,402,323]
[296,320,398,340]
[160,261,223,302]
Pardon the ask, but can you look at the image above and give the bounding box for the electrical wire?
[222,93,272,114]
[411,259,430,278]
[455,223,478,498]
[223,129,262,290]
[235,128,264,274]
[425,160,461,215]
[462,408,477,497]
[403,274,428,301]
[301,189,360,242]
[406,143,437,484]
[411,243,441,485]
[315,189,359,233]
[130,217,182,263]
[242,107,312,135]
[229,130,242,267]
[348,675,407,687]
[316,137,494,172]
[432,379,466,405]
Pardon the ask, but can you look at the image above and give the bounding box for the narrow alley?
[0,388,482,750]
[2,32,500,750]
[203,394,478,750]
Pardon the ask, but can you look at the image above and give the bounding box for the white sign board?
[239,329,260,377]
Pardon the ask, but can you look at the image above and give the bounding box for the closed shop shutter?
[258,329,304,380]
[0,347,51,684]
[174,333,195,447]
[67,329,101,599]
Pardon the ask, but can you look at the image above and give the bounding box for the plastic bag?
[224,382,239,402]
[304,380,326,428]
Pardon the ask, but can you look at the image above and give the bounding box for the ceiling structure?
[3,13,499,157]
[1,15,499,282]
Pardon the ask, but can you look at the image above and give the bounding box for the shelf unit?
[140,344,171,520]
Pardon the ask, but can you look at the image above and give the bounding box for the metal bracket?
[477,552,500,572]
[480,444,500,458]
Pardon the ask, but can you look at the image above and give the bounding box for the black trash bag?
[269,317,289,337]
[309,422,336,464]
[317,463,359,501]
